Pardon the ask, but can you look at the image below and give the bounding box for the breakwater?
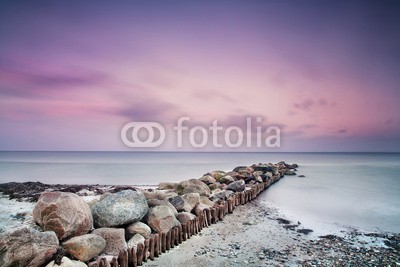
[0,161,298,267]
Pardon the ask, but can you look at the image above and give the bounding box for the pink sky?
[1,1,399,151]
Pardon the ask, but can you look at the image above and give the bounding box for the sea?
[0,151,399,235]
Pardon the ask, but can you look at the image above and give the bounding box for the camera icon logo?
[121,122,166,148]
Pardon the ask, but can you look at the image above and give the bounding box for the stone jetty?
[0,161,298,267]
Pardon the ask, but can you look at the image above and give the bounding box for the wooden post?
[174,227,179,245]
[178,225,183,243]
[228,198,233,213]
[188,220,193,238]
[170,228,175,248]
[110,257,118,267]
[153,234,159,258]
[99,257,109,267]
[137,243,144,266]
[182,224,187,241]
[149,236,155,260]
[143,239,149,262]
[118,249,128,267]
[161,232,166,253]
[219,204,224,221]
[166,230,171,250]
[206,209,211,226]
[129,247,137,267]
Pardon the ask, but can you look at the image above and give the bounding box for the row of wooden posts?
[89,176,281,267]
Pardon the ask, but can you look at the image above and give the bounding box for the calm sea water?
[0,152,399,234]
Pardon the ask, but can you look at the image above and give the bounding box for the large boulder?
[92,190,149,228]
[126,222,151,239]
[218,175,235,184]
[145,205,180,234]
[168,196,191,212]
[45,257,87,267]
[158,182,178,190]
[62,234,106,262]
[92,228,127,256]
[147,198,178,216]
[200,196,215,208]
[142,190,167,200]
[0,226,59,267]
[176,212,196,225]
[199,175,216,185]
[177,179,211,196]
[127,234,145,250]
[181,193,200,212]
[226,180,246,192]
[33,191,93,240]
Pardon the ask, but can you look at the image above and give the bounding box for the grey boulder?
[92,190,149,228]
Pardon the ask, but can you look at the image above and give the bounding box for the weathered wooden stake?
[143,239,149,262]
[153,234,159,258]
[174,227,179,245]
[161,232,166,253]
[118,249,128,267]
[218,204,224,221]
[110,257,118,267]
[166,230,171,250]
[170,228,175,248]
[137,243,144,266]
[149,236,155,261]
[178,225,183,243]
[182,224,187,241]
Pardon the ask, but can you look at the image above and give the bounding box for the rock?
[216,175,235,184]
[232,166,248,172]
[284,170,296,175]
[252,164,274,172]
[158,182,178,190]
[226,180,245,192]
[199,175,216,185]
[92,228,127,256]
[33,191,93,240]
[92,190,149,228]
[210,190,227,202]
[45,256,87,267]
[200,196,215,208]
[62,234,106,262]
[168,196,191,212]
[210,170,226,180]
[194,203,210,217]
[127,234,145,250]
[298,175,306,178]
[208,183,220,191]
[0,226,59,267]
[148,198,178,216]
[181,193,200,212]
[145,205,180,234]
[177,179,211,197]
[142,189,169,200]
[126,222,151,239]
[163,191,178,199]
[176,212,196,225]
[289,163,299,169]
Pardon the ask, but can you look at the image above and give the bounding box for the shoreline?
[1,163,399,266]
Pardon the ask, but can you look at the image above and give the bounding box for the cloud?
[337,128,347,134]
[293,98,315,110]
[299,124,317,129]
[0,66,110,99]
[116,101,179,122]
[191,89,236,103]
[293,97,335,111]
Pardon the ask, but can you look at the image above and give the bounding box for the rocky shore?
[0,161,399,267]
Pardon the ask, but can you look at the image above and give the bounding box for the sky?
[0,0,400,152]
